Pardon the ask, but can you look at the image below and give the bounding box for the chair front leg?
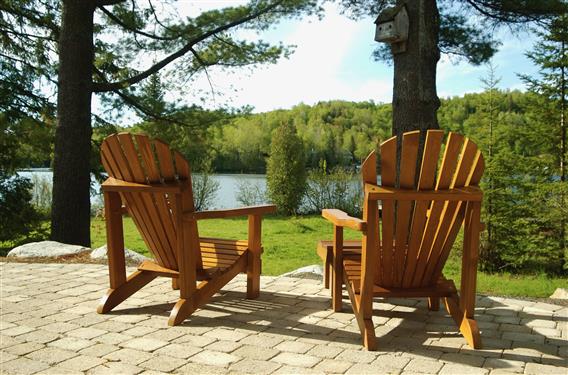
[247,214,262,299]
[332,225,344,312]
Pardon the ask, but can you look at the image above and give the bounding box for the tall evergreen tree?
[1,0,320,246]
[519,11,568,271]
[337,0,566,138]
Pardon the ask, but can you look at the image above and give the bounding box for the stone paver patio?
[1,262,566,374]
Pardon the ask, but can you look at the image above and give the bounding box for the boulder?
[281,264,324,280]
[8,241,90,258]
[549,288,568,300]
[90,245,148,264]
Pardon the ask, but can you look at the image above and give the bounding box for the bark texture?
[51,0,95,246]
[392,0,440,138]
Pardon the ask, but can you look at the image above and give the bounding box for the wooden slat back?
[402,130,444,288]
[370,130,484,289]
[410,132,466,287]
[378,136,397,286]
[392,131,420,287]
[100,133,200,271]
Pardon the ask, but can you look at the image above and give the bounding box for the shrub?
[192,161,220,211]
[266,122,306,215]
[304,161,362,217]
[236,179,266,206]
[0,173,46,243]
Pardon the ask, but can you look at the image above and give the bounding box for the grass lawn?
[91,215,566,298]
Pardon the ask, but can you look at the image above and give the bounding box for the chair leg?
[172,278,179,290]
[428,297,440,311]
[97,271,156,314]
[247,215,261,299]
[323,250,330,289]
[444,295,482,349]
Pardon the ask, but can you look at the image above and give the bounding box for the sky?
[155,2,540,114]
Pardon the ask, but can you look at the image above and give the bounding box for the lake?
[18,169,267,209]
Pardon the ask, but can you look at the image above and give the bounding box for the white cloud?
[187,3,391,112]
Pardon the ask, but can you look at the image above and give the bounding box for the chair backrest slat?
[378,136,397,286]
[369,130,483,289]
[392,131,420,286]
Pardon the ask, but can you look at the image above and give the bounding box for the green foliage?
[236,180,266,206]
[0,173,46,244]
[266,122,307,215]
[440,86,567,275]
[304,161,362,216]
[192,163,220,211]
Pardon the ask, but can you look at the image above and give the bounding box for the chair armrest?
[184,204,277,221]
[365,183,482,202]
[102,177,188,193]
[322,209,366,231]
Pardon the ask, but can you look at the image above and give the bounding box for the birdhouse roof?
[374,4,405,24]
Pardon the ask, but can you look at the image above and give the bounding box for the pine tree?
[519,11,568,272]
[266,122,307,215]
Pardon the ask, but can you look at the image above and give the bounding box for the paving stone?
[482,358,525,373]
[274,365,325,374]
[0,351,18,364]
[275,340,315,354]
[88,362,144,374]
[239,334,284,348]
[403,358,444,374]
[1,326,35,337]
[140,355,187,372]
[306,344,344,359]
[49,337,94,351]
[154,343,202,359]
[79,343,119,357]
[189,350,240,367]
[272,352,321,368]
[25,346,78,365]
[205,340,242,353]
[175,362,228,374]
[439,363,489,374]
[336,349,377,364]
[55,354,107,371]
[1,357,50,374]
[17,329,61,344]
[120,337,169,352]
[232,345,279,361]
[314,358,353,373]
[3,342,44,356]
[103,348,154,365]
[525,362,567,374]
[230,358,282,374]
[203,328,250,342]
[173,334,216,347]
[67,327,107,340]
[440,352,485,367]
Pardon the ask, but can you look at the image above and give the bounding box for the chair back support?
[100,133,201,271]
[361,130,484,289]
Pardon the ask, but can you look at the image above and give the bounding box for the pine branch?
[92,0,286,93]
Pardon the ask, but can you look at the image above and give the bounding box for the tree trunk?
[392,0,440,138]
[51,0,95,246]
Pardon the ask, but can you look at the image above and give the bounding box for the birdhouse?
[374,5,409,54]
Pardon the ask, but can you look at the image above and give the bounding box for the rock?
[280,265,324,280]
[90,245,148,264]
[8,241,90,258]
[550,288,568,300]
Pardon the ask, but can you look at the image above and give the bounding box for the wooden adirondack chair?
[97,133,276,326]
[319,130,484,350]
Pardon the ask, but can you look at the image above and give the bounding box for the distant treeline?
[134,90,532,173]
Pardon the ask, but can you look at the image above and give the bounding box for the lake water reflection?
[18,169,267,209]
